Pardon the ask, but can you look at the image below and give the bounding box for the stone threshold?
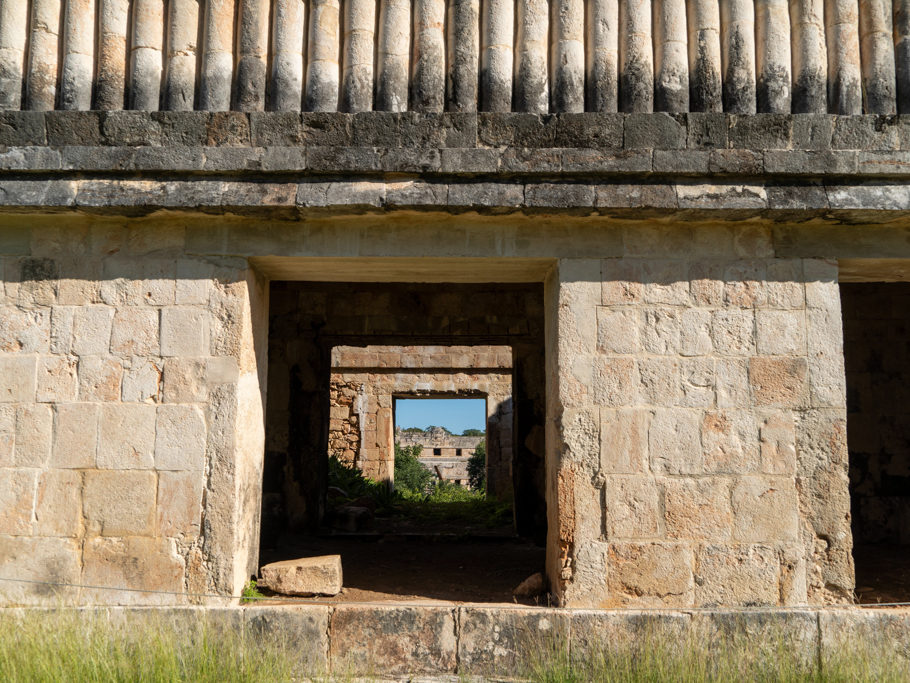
[2,604,908,677]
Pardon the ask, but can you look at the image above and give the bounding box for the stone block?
[151,111,208,146]
[691,610,819,667]
[71,305,114,356]
[34,469,82,537]
[245,605,329,674]
[0,405,13,466]
[688,262,724,306]
[693,545,780,606]
[649,409,702,474]
[638,357,680,405]
[749,357,808,407]
[687,112,728,149]
[101,111,162,146]
[0,111,47,145]
[819,610,910,669]
[52,403,99,468]
[110,307,160,356]
[36,356,78,402]
[625,113,686,149]
[716,358,750,408]
[701,410,760,474]
[0,356,36,402]
[571,610,692,662]
[605,476,661,538]
[458,607,570,674]
[596,308,639,354]
[679,358,716,407]
[556,112,623,148]
[664,478,733,540]
[640,261,689,305]
[206,112,250,146]
[0,537,81,604]
[15,404,52,467]
[728,114,792,149]
[759,412,796,475]
[593,357,637,407]
[680,309,713,356]
[732,476,799,542]
[259,555,342,597]
[330,605,456,675]
[607,543,694,607]
[477,113,557,147]
[46,111,103,146]
[162,358,207,402]
[82,536,184,605]
[83,470,157,536]
[97,404,156,469]
[756,310,806,356]
[641,308,681,354]
[78,355,123,402]
[160,307,209,357]
[155,405,206,471]
[50,306,74,353]
[0,468,36,534]
[121,357,163,402]
[711,309,755,355]
[0,306,50,352]
[601,409,650,474]
[157,470,203,537]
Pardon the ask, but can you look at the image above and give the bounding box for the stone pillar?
[825,0,862,114]
[480,0,513,112]
[720,0,756,113]
[514,0,549,114]
[305,0,340,112]
[164,0,201,111]
[235,0,270,111]
[550,0,584,113]
[790,0,827,113]
[859,0,897,114]
[618,0,653,113]
[95,0,129,110]
[755,0,792,113]
[586,0,618,112]
[0,0,29,109]
[897,1,910,114]
[411,0,445,112]
[271,0,307,112]
[446,0,479,112]
[376,0,410,111]
[653,0,689,113]
[341,0,375,112]
[129,0,165,111]
[200,0,235,111]
[686,0,722,112]
[25,0,62,111]
[60,0,95,110]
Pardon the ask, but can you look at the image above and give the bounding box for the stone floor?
[854,544,910,605]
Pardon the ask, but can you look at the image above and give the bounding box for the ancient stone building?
[2,0,910,610]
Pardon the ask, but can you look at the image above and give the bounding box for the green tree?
[394,443,434,494]
[467,441,486,491]
[461,428,485,437]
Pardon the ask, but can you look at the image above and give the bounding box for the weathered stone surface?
[97,403,156,469]
[83,470,157,536]
[458,607,570,672]
[607,543,694,607]
[259,555,342,596]
[245,605,330,674]
[81,536,184,605]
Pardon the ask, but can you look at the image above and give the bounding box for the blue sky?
[395,398,486,434]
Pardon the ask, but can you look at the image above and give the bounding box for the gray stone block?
[525,183,595,208]
[500,148,562,173]
[763,150,858,175]
[441,112,477,147]
[46,112,103,146]
[205,112,251,146]
[439,147,500,173]
[653,150,710,174]
[260,146,308,172]
[101,111,162,146]
[202,147,263,171]
[245,605,329,675]
[0,112,47,145]
[306,146,381,172]
[380,147,441,173]
[708,149,764,174]
[562,149,652,173]
[0,146,61,170]
[625,113,686,149]
[767,183,829,210]
[791,114,835,150]
[728,114,792,149]
[301,113,353,146]
[151,112,209,146]
[556,113,623,149]
[399,112,446,147]
[352,111,401,146]
[447,182,524,208]
[250,112,304,146]
[687,113,728,149]
[477,113,558,148]
[832,115,900,150]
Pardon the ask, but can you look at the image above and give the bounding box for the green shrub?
[467,441,486,491]
[461,428,485,437]
[394,443,434,494]
[240,579,263,604]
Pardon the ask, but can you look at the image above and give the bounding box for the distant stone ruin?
[396,426,485,487]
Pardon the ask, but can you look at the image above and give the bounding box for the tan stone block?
[723,261,767,308]
[694,544,780,606]
[711,309,755,355]
[259,555,342,596]
[50,306,75,354]
[688,262,724,306]
[0,356,36,402]
[596,308,639,354]
[0,307,50,353]
[760,412,796,475]
[83,470,157,536]
[641,308,681,354]
[155,405,206,471]
[602,259,643,305]
[52,403,99,468]
[71,306,114,356]
[0,468,36,534]
[161,307,209,356]
[756,309,806,356]
[732,476,799,542]
[97,404,156,469]
[649,409,702,474]
[81,536,185,605]
[15,404,52,467]
[606,476,661,538]
[640,261,689,305]
[121,357,163,402]
[765,260,805,309]
[78,355,123,402]
[638,357,680,405]
[0,537,82,604]
[56,278,101,306]
[163,357,207,402]
[110,307,160,356]
[664,478,733,541]
[36,356,78,402]
[749,357,808,406]
[34,470,83,537]
[157,470,203,537]
[806,307,846,408]
[803,259,839,310]
[593,357,637,406]
[701,411,760,474]
[679,358,715,408]
[716,358,750,408]
[607,542,694,607]
[680,309,713,356]
[175,259,214,305]
[0,405,14,467]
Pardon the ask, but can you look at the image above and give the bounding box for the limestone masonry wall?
[0,1,908,114]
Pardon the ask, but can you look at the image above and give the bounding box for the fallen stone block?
[258,555,343,597]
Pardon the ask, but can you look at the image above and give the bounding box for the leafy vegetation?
[467,440,486,491]
[461,428,485,437]
[393,443,434,494]
[240,579,263,604]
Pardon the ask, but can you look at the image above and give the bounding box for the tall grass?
[0,610,297,682]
